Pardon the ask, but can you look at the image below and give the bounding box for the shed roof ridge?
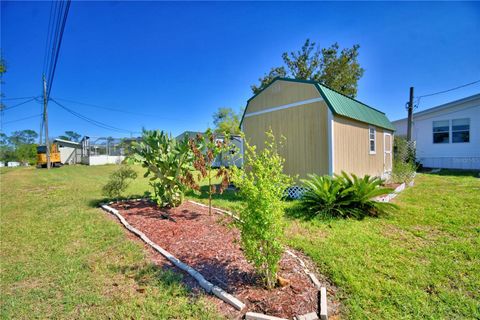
[241,77,394,130]
[275,77,386,115]
[316,83,386,115]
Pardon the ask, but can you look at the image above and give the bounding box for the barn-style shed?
[240,78,395,179]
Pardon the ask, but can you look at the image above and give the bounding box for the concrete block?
[308,272,321,289]
[212,285,245,310]
[320,287,328,320]
[296,312,319,320]
[245,312,288,320]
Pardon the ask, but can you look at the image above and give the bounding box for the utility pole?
[43,75,51,169]
[407,87,414,142]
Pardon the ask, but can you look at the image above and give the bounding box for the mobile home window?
[452,118,470,143]
[369,126,376,154]
[433,120,449,143]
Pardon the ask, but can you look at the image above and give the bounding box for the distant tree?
[0,133,14,162]
[15,144,37,165]
[0,55,6,74]
[9,130,38,147]
[212,107,241,135]
[250,67,287,95]
[58,130,81,142]
[1,54,6,111]
[0,133,8,145]
[0,130,38,164]
[252,39,364,98]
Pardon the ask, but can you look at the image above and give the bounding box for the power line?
[40,0,71,162]
[50,99,139,135]
[1,96,37,101]
[416,79,480,99]
[42,0,55,75]
[1,98,38,111]
[2,114,43,125]
[45,0,71,100]
[53,97,189,121]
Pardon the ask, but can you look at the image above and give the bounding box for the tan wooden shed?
[240,78,395,179]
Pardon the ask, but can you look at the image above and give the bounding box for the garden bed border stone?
[101,199,332,319]
[100,203,246,311]
[376,173,416,203]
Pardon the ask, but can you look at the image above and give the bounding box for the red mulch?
[109,200,340,319]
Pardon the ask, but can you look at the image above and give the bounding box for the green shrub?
[102,165,137,200]
[391,159,417,184]
[231,130,293,289]
[394,136,415,163]
[131,130,196,207]
[300,172,397,219]
[189,128,231,215]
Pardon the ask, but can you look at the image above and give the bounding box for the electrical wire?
[1,97,37,111]
[47,1,71,100]
[46,1,63,84]
[53,97,190,121]
[1,96,37,101]
[2,114,43,125]
[416,79,480,99]
[42,0,55,75]
[50,99,139,134]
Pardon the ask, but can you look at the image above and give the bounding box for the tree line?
[0,130,81,165]
[212,38,364,135]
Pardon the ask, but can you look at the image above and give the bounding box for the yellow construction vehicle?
[37,143,62,168]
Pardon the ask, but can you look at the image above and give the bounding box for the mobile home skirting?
[418,157,480,170]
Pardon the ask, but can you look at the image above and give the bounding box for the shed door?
[384,133,392,172]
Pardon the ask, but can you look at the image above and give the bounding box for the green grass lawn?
[1,165,479,319]
[283,171,480,319]
[187,169,480,319]
[0,165,220,319]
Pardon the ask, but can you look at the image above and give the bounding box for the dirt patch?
[109,200,340,319]
[383,183,402,190]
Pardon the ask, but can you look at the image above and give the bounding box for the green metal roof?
[315,83,395,131]
[240,78,395,131]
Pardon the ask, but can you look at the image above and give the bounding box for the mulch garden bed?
[109,200,340,319]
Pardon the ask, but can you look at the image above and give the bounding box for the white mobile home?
[392,94,480,169]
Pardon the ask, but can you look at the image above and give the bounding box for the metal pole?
[407,87,414,142]
[43,75,51,169]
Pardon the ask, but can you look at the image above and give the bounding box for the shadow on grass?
[109,262,208,300]
[185,186,243,204]
[283,199,392,223]
[421,169,480,178]
[88,191,152,208]
[283,201,341,223]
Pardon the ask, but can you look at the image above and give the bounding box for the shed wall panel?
[243,101,329,179]
[247,81,321,114]
[333,116,393,177]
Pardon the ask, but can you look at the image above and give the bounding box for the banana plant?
[131,130,196,207]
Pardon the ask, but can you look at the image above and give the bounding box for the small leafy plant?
[391,159,417,184]
[131,130,196,208]
[102,165,138,200]
[189,129,231,215]
[301,172,397,219]
[391,136,417,183]
[231,130,292,289]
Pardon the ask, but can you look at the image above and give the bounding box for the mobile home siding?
[243,80,329,179]
[333,115,392,177]
[392,94,480,169]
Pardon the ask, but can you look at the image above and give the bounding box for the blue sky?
[1,1,479,139]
